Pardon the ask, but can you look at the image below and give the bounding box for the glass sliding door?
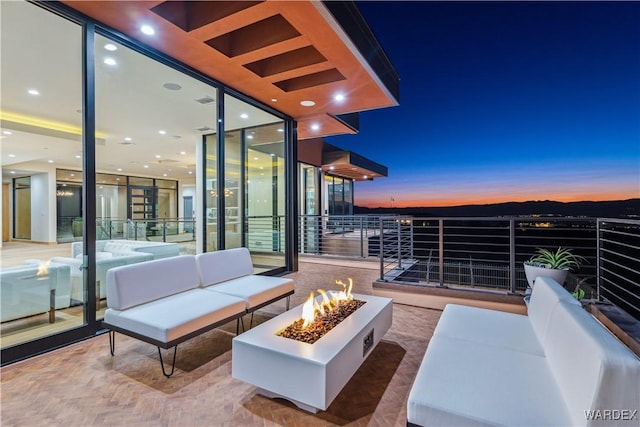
[0,0,84,350]
[93,32,215,317]
[13,177,31,240]
[205,133,218,251]
[225,94,285,270]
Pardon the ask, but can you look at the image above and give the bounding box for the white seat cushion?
[106,255,199,310]
[195,248,254,286]
[544,302,640,426]
[104,289,245,343]
[203,275,293,310]
[407,334,572,427]
[434,304,544,356]
[528,276,580,345]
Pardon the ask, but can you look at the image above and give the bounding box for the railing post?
[596,218,601,301]
[397,218,402,270]
[379,217,385,280]
[410,218,414,260]
[162,219,167,242]
[509,219,516,294]
[360,216,364,258]
[439,219,444,286]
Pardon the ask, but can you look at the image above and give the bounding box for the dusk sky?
[329,1,640,208]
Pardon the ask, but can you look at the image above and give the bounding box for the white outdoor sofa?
[102,250,293,377]
[407,276,640,427]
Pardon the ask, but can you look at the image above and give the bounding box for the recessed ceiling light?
[300,100,315,107]
[28,89,40,96]
[143,165,149,168]
[311,123,320,131]
[124,137,132,142]
[259,167,264,170]
[163,173,168,177]
[10,171,15,174]
[329,166,335,170]
[247,135,254,140]
[103,57,117,66]
[363,175,368,179]
[158,130,166,135]
[334,93,345,102]
[116,168,123,172]
[48,160,54,163]
[8,154,16,158]
[240,113,249,119]
[270,153,275,157]
[271,98,278,102]
[163,83,182,91]
[277,128,284,132]
[3,131,12,135]
[70,173,75,177]
[188,171,193,175]
[140,25,155,35]
[75,155,81,159]
[155,154,161,158]
[253,157,259,161]
[104,43,118,51]
[179,151,186,155]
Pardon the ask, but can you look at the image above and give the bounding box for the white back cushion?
[107,255,198,310]
[528,276,580,344]
[544,302,640,426]
[195,248,254,286]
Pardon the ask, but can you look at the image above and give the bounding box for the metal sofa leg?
[286,295,290,311]
[108,330,116,356]
[236,316,246,335]
[158,346,178,378]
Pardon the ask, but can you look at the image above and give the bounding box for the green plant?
[572,277,588,300]
[525,247,586,271]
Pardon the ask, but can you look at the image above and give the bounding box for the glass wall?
[203,95,285,269]
[327,176,354,216]
[1,0,84,349]
[1,0,293,363]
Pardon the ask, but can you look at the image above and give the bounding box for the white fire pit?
[232,293,393,413]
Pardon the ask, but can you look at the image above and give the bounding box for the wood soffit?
[61,0,398,140]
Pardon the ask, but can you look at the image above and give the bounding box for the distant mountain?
[354,199,640,218]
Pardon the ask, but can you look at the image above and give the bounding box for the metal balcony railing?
[58,218,197,243]
[598,219,640,320]
[298,215,639,321]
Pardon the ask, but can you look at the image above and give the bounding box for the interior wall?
[30,171,56,243]
[1,183,9,244]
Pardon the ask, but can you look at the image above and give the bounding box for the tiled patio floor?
[1,259,442,426]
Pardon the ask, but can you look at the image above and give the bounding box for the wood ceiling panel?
[205,14,300,58]
[60,1,398,139]
[150,1,263,32]
[243,45,327,78]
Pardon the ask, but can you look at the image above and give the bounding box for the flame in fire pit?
[37,260,51,276]
[301,278,354,328]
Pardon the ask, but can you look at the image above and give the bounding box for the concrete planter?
[524,263,568,288]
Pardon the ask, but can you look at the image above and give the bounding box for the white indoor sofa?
[1,261,71,323]
[407,276,640,427]
[102,249,294,377]
[71,240,180,260]
[51,239,179,302]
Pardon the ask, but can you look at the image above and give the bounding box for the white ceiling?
[1,1,284,183]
